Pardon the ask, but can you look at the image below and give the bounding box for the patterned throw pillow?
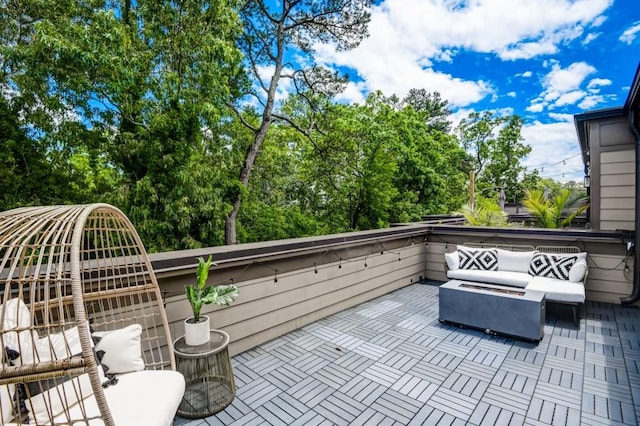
[458,248,498,271]
[529,253,577,280]
[92,324,144,376]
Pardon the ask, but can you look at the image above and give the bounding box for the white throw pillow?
[497,249,534,273]
[1,383,15,423]
[0,298,31,329]
[93,324,144,375]
[569,259,588,282]
[0,298,35,365]
[14,323,104,423]
[444,252,459,271]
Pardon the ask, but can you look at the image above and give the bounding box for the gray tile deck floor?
[175,281,640,425]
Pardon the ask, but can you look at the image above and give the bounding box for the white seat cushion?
[447,269,531,288]
[49,370,185,426]
[104,370,184,426]
[526,276,586,303]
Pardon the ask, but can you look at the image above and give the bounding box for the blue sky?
[309,0,640,183]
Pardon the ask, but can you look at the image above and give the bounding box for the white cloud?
[507,91,517,98]
[494,107,515,117]
[526,61,599,111]
[315,0,612,107]
[521,119,585,182]
[547,113,574,122]
[316,41,492,106]
[591,15,608,27]
[587,78,612,89]
[552,90,587,107]
[544,62,596,95]
[578,94,605,109]
[526,103,545,113]
[448,108,476,130]
[583,32,601,44]
[620,21,640,44]
[255,65,295,104]
[520,71,533,78]
[334,81,367,105]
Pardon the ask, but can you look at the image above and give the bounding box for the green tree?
[290,92,467,230]
[3,0,245,251]
[522,189,589,228]
[226,0,374,244]
[457,111,536,203]
[237,122,327,242]
[386,95,467,221]
[401,89,451,132]
[305,98,398,231]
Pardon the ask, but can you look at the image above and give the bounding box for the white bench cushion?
[48,370,185,426]
[447,269,531,288]
[526,276,586,303]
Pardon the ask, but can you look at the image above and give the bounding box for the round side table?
[174,330,236,419]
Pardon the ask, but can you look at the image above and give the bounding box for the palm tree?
[456,198,508,227]
[522,189,589,228]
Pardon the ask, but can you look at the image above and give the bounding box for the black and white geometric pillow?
[91,324,144,377]
[529,253,577,280]
[458,248,498,271]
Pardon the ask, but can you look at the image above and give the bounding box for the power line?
[527,153,582,172]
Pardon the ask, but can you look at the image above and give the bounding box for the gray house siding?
[583,116,635,231]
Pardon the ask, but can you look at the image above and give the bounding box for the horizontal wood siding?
[161,242,425,356]
[600,149,635,231]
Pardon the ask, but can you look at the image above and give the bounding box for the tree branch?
[229,103,259,132]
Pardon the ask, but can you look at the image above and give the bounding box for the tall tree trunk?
[225,19,285,244]
[225,120,272,244]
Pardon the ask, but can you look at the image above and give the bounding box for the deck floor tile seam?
[369,388,424,422]
[500,358,544,378]
[482,384,532,416]
[543,355,584,375]
[584,373,635,396]
[616,306,640,426]
[532,382,582,410]
[382,326,416,341]
[515,317,560,424]
[455,360,496,382]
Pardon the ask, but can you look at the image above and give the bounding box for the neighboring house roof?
[574,62,640,167]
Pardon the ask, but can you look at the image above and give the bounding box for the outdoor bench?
[444,243,587,324]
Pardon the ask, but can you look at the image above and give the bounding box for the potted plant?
[184,255,239,346]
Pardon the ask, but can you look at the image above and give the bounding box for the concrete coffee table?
[439,279,546,341]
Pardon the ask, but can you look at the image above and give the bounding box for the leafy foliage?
[458,111,539,203]
[225,0,374,244]
[456,198,508,227]
[1,1,560,250]
[522,189,589,228]
[185,255,239,322]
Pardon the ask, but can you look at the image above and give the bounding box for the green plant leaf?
[185,256,237,320]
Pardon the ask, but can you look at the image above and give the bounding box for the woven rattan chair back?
[0,204,175,425]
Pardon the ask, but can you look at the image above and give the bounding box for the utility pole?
[469,171,475,208]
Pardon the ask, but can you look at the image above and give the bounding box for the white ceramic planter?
[184,315,210,346]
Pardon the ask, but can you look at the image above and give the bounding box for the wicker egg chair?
[0,204,184,425]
